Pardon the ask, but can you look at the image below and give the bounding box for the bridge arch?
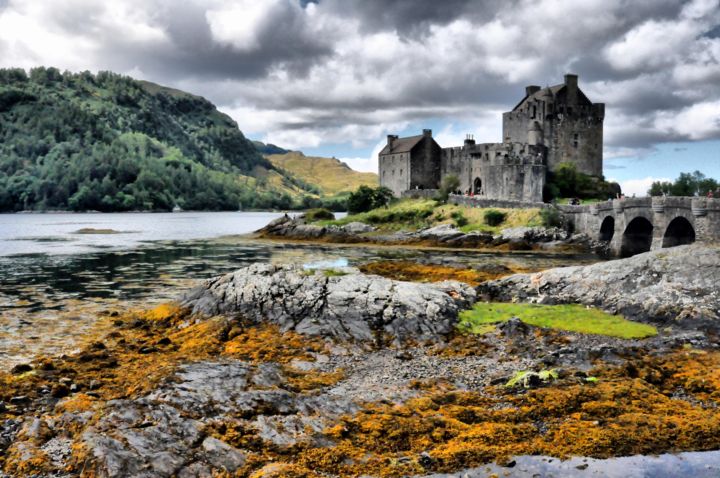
[662,216,695,248]
[620,216,653,258]
[599,216,615,242]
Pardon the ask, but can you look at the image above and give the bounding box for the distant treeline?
[649,171,719,197]
[0,67,318,212]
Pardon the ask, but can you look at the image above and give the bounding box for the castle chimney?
[525,85,540,96]
[387,134,398,147]
[464,134,475,146]
[422,129,432,137]
[564,74,578,103]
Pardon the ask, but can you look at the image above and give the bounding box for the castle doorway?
[620,217,653,258]
[662,216,695,248]
[473,178,482,195]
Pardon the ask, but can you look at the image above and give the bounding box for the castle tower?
[502,74,604,177]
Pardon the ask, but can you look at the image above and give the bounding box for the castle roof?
[511,84,563,111]
[379,134,424,155]
[511,82,592,112]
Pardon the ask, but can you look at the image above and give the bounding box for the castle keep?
[379,74,604,202]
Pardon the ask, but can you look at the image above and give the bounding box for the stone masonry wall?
[379,151,410,197]
[410,136,442,191]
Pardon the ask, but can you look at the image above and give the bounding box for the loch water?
[0,211,596,366]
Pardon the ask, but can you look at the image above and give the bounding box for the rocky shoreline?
[257,214,597,253]
[1,246,720,477]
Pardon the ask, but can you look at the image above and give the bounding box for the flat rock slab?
[79,360,358,478]
[182,264,476,344]
[478,245,720,327]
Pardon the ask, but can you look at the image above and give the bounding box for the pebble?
[10,363,32,375]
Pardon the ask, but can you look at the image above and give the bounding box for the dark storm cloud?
[0,0,719,151]
[317,0,488,36]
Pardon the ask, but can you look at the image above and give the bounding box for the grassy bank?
[459,303,658,339]
[316,199,543,233]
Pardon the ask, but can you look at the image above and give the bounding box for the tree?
[347,185,394,214]
[371,187,394,210]
[648,171,718,196]
[435,174,460,203]
[544,162,620,201]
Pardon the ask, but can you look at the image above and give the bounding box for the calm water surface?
[0,211,596,366]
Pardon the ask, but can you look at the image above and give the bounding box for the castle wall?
[410,136,442,191]
[545,106,603,176]
[440,146,473,192]
[502,111,529,144]
[482,162,545,203]
[441,142,545,202]
[379,152,410,197]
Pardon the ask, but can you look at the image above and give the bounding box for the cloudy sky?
[1,0,719,195]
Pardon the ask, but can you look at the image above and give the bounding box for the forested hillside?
[0,67,316,211]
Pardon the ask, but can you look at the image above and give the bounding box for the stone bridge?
[561,197,720,257]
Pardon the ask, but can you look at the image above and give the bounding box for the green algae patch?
[459,303,657,339]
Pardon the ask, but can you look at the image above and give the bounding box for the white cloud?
[615,177,672,197]
[206,1,282,51]
[654,100,720,141]
[338,139,386,173]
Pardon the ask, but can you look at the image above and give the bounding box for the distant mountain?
[252,141,291,155]
[267,151,378,196]
[0,67,316,212]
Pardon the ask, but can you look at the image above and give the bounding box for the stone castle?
[379,74,605,202]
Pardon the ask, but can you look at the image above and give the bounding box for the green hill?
[267,151,378,196]
[252,141,290,155]
[0,67,316,212]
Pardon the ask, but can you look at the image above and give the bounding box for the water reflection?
[0,236,598,366]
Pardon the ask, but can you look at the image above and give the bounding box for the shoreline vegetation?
[255,199,592,254]
[1,244,719,476]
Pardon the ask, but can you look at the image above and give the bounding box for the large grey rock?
[498,226,566,243]
[478,245,720,327]
[182,264,476,345]
[418,224,464,241]
[78,360,358,478]
[342,222,375,234]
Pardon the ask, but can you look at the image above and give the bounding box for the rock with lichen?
[182,264,476,345]
[478,244,720,328]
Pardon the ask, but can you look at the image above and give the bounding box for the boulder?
[477,245,720,328]
[418,224,464,241]
[182,264,476,345]
[498,227,566,243]
[342,222,375,234]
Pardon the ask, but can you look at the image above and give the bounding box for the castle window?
[392,169,395,175]
[531,105,536,119]
[573,133,579,148]
[400,169,403,176]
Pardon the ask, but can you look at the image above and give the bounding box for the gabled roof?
[511,84,564,111]
[511,83,593,112]
[379,134,424,155]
